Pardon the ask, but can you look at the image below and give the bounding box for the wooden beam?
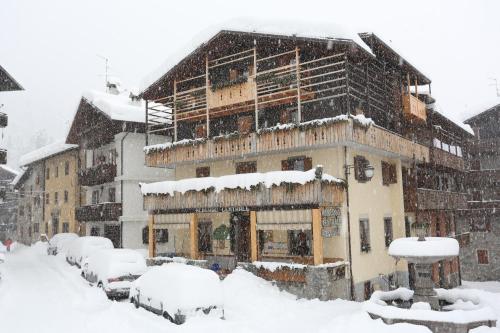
[295,47,302,122]
[312,208,323,265]
[253,47,259,131]
[148,214,155,258]
[173,79,178,141]
[250,210,257,262]
[189,213,198,260]
[205,56,210,138]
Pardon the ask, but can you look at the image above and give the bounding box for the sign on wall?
[321,206,342,237]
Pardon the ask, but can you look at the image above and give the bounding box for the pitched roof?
[464,101,500,125]
[0,64,23,92]
[19,142,78,167]
[140,18,374,95]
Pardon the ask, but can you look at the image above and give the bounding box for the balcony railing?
[0,149,6,164]
[0,113,8,128]
[78,163,117,186]
[75,202,122,222]
[144,179,344,213]
[402,93,426,121]
[416,189,468,210]
[145,119,429,168]
[429,148,464,170]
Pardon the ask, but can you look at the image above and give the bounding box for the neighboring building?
[12,163,44,244]
[401,107,472,289]
[15,142,79,243]
[140,24,439,301]
[456,103,500,281]
[0,165,20,241]
[0,64,24,165]
[66,89,171,249]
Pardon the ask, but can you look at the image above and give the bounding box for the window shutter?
[303,157,313,171]
[354,156,368,182]
[281,160,290,171]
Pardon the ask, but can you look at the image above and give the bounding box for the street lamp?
[344,163,375,181]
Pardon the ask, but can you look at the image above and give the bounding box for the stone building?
[456,103,500,281]
[0,165,20,241]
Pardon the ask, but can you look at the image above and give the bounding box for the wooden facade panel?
[416,189,468,210]
[429,148,464,170]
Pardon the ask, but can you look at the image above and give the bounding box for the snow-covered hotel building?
[139,23,463,301]
[66,89,171,249]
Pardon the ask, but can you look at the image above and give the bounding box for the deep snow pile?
[388,237,459,258]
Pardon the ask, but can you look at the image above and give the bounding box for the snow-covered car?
[82,248,147,299]
[47,233,78,255]
[129,263,223,324]
[66,236,113,267]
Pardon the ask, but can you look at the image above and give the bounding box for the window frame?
[359,218,371,253]
[477,249,489,265]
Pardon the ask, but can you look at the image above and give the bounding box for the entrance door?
[230,212,250,262]
[104,224,121,248]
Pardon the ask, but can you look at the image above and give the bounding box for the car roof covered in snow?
[86,248,147,280]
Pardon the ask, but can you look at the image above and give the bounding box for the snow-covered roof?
[19,142,78,167]
[0,165,20,176]
[140,167,343,196]
[82,90,145,123]
[10,169,26,187]
[428,103,475,135]
[464,98,500,124]
[140,18,373,93]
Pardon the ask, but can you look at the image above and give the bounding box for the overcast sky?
[1,0,500,170]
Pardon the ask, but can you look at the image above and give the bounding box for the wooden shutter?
[354,156,368,182]
[304,157,313,171]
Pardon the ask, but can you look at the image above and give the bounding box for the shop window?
[359,218,371,252]
[384,217,393,247]
[381,161,397,186]
[287,230,312,256]
[281,156,312,171]
[62,223,69,233]
[236,161,257,174]
[65,161,70,175]
[196,166,210,178]
[198,221,213,253]
[477,250,489,264]
[108,188,116,203]
[64,190,68,203]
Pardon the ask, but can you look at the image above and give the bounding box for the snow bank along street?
[1,245,500,333]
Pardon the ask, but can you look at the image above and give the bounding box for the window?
[156,229,169,243]
[354,156,370,182]
[381,161,397,185]
[108,188,116,203]
[45,223,48,234]
[359,218,371,252]
[64,190,68,203]
[196,166,210,178]
[36,174,40,185]
[142,226,149,244]
[477,250,489,264]
[288,230,312,256]
[91,190,100,205]
[281,156,312,171]
[198,221,213,253]
[46,168,50,180]
[33,223,39,233]
[64,161,70,175]
[45,193,50,205]
[90,227,100,236]
[236,161,257,174]
[384,218,393,247]
[55,166,59,178]
[62,223,69,233]
[19,205,24,216]
[54,192,58,204]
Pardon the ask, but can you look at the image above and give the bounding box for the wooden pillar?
[295,47,302,123]
[414,78,418,97]
[148,214,155,258]
[189,213,198,259]
[250,211,257,262]
[173,79,178,142]
[253,47,259,131]
[205,56,210,138]
[312,208,323,265]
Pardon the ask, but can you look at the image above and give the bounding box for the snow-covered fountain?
[365,236,497,333]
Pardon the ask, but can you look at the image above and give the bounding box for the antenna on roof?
[97,54,110,92]
[489,78,500,97]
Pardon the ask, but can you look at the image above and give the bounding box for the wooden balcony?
[78,163,117,186]
[144,179,344,213]
[429,148,464,170]
[416,189,467,210]
[145,119,429,168]
[75,202,122,222]
[402,93,426,121]
[0,149,6,164]
[0,113,8,128]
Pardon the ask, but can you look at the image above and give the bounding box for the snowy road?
[1,245,498,333]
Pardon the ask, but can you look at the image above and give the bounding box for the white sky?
[1,0,500,169]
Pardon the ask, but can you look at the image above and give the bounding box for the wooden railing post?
[205,56,210,138]
[295,47,302,122]
[190,213,198,259]
[173,79,178,142]
[250,210,257,262]
[148,214,155,258]
[312,208,323,265]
